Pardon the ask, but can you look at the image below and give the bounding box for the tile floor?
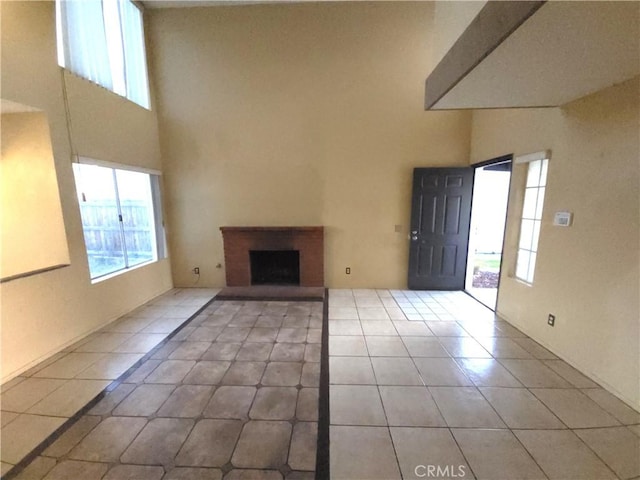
[2,296,322,480]
[0,288,218,478]
[328,289,640,480]
[2,287,639,480]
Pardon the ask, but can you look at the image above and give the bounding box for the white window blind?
[57,0,150,109]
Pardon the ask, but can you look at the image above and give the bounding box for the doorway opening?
[465,157,512,310]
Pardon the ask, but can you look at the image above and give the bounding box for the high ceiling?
[143,0,315,7]
[428,1,640,109]
[142,1,639,110]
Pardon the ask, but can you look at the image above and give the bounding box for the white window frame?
[73,158,166,282]
[56,0,151,109]
[514,151,550,284]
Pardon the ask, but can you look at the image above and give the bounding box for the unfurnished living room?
[1,1,639,479]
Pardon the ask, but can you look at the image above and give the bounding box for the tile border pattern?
[315,289,330,479]
[2,296,218,480]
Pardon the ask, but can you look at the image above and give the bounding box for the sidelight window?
[515,157,548,284]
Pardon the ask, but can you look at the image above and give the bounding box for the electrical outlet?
[193,267,200,275]
[548,314,555,326]
[345,267,351,275]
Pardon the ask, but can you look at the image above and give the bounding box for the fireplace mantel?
[220,226,324,287]
[220,226,322,233]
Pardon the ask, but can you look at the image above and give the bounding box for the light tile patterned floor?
[3,287,639,480]
[328,289,640,480]
[2,296,321,480]
[0,288,218,477]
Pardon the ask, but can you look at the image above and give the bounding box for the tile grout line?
[10,290,637,479]
[471,377,552,479]
[374,291,415,480]
[403,290,633,480]
[399,301,482,479]
[0,295,218,480]
[38,297,322,478]
[330,289,639,480]
[400,291,489,480]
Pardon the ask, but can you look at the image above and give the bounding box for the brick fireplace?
[220,226,324,287]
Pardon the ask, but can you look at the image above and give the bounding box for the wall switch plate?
[193,267,200,274]
[548,314,555,326]
[345,267,351,275]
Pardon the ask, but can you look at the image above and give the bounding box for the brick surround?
[220,226,324,287]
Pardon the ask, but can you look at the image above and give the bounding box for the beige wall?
[470,77,640,409]
[3,0,636,412]
[149,2,472,289]
[430,0,486,70]
[1,112,70,280]
[1,1,172,382]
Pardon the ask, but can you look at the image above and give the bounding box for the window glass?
[528,252,537,283]
[73,163,163,280]
[540,160,548,187]
[532,220,541,251]
[115,169,157,268]
[515,158,549,284]
[535,187,546,217]
[526,160,541,187]
[522,188,538,219]
[75,164,126,278]
[519,219,534,250]
[516,250,530,281]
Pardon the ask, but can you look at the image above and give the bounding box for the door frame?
[465,154,514,311]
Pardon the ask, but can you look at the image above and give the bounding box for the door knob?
[411,235,418,241]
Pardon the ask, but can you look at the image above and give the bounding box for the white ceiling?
[432,1,640,109]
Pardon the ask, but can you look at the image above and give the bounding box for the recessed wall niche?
[1,100,70,282]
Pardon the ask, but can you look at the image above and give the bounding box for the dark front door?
[408,167,474,290]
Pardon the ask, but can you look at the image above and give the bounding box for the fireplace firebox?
[250,250,300,285]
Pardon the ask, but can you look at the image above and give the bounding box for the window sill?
[513,276,534,287]
[90,259,160,285]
